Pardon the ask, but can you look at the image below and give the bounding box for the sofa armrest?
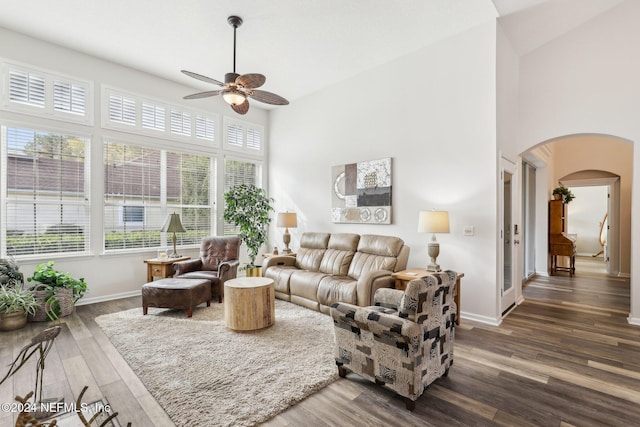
[173,259,203,275]
[218,260,240,283]
[356,270,394,306]
[262,255,297,273]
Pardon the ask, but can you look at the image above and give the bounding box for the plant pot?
[29,285,75,322]
[245,267,262,277]
[0,309,27,331]
[553,194,562,201]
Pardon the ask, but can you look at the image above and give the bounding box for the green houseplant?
[552,186,575,204]
[27,261,87,321]
[0,284,39,331]
[223,184,274,273]
[0,257,24,288]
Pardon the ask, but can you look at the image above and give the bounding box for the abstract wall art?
[331,157,392,224]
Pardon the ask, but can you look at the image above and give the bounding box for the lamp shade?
[418,210,450,234]
[161,213,186,233]
[276,212,298,228]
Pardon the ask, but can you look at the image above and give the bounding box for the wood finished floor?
[1,257,638,426]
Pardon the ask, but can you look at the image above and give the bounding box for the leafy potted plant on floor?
[223,184,274,277]
[27,261,88,321]
[552,186,575,204]
[0,284,39,331]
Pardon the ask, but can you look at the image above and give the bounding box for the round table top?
[225,277,274,289]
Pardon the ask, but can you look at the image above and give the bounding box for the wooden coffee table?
[224,277,275,331]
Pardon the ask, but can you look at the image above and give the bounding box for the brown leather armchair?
[173,236,241,303]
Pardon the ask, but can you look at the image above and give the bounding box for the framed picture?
[331,157,392,224]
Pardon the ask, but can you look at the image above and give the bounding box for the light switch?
[463,226,474,236]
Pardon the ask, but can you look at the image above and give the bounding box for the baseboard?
[76,290,141,306]
[618,272,631,278]
[627,316,640,326]
[460,311,501,326]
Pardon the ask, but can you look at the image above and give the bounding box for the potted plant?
[552,186,575,204]
[0,257,24,288]
[27,261,87,321]
[223,184,274,276]
[0,284,39,331]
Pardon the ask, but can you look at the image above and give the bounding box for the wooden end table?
[224,277,275,331]
[144,256,190,282]
[391,268,463,325]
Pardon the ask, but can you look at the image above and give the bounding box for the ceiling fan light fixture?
[222,89,246,106]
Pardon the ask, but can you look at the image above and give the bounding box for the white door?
[501,158,519,315]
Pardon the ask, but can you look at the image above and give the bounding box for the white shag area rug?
[95,300,338,427]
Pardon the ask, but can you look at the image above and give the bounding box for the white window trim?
[0,59,94,126]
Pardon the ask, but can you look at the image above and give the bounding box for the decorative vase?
[0,310,27,331]
[245,267,262,277]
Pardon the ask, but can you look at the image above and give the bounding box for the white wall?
[566,186,608,256]
[515,0,640,323]
[269,22,501,324]
[0,27,269,303]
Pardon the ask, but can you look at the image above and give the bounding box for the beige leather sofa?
[262,232,409,314]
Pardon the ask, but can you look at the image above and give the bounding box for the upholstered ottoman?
[142,278,211,318]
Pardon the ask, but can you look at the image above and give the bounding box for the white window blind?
[9,70,45,107]
[246,127,262,151]
[195,115,215,141]
[170,110,191,136]
[223,159,261,235]
[103,142,161,250]
[104,142,214,251]
[166,151,213,245]
[3,126,90,257]
[141,102,165,131]
[53,81,86,115]
[224,119,264,153]
[226,123,243,148]
[109,94,136,125]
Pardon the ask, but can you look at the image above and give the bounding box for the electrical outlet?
[463,226,474,236]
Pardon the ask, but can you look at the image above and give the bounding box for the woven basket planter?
[28,285,75,322]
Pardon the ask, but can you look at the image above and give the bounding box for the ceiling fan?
[181,15,289,115]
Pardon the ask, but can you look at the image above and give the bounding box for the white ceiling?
[0,0,625,107]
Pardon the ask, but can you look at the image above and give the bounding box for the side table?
[262,252,296,258]
[224,277,275,331]
[144,256,190,282]
[391,268,463,325]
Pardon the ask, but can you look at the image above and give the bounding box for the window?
[2,126,90,257]
[223,158,262,235]
[2,61,92,124]
[9,70,45,107]
[223,118,264,154]
[104,141,213,251]
[103,143,162,250]
[121,205,145,226]
[102,86,217,145]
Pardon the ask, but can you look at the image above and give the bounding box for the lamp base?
[426,263,442,272]
[282,248,292,254]
[169,253,182,258]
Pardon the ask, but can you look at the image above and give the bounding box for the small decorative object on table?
[552,186,575,203]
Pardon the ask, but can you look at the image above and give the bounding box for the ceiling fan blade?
[236,73,266,89]
[250,90,289,105]
[181,70,224,86]
[231,100,250,115]
[183,90,223,100]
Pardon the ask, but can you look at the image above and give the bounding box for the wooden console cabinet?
[548,200,576,276]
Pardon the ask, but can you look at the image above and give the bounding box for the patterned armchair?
[330,270,457,410]
[173,236,241,303]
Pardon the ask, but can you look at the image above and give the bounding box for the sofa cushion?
[317,275,357,307]
[347,235,405,280]
[295,232,330,272]
[289,271,328,301]
[264,265,297,295]
[358,234,404,257]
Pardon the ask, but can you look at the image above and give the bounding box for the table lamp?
[418,210,450,272]
[276,212,297,254]
[161,213,186,258]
